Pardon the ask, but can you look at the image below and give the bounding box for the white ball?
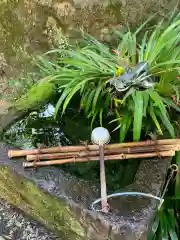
[91,127,110,145]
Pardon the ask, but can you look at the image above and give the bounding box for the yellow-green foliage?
[14,77,55,111]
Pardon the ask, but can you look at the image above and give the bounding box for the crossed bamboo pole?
[8,139,180,168]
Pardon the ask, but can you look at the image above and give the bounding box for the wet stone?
[0,200,59,240]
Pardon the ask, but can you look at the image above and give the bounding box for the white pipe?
[91,191,164,212]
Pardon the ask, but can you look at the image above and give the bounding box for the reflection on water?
[3,103,139,191]
[3,104,71,149]
[39,104,55,118]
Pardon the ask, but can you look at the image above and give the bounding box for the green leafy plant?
[37,12,180,142]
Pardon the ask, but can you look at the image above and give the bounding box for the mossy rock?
[0,166,85,239]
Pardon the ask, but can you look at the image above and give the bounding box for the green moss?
[0,166,85,239]
[14,77,55,111]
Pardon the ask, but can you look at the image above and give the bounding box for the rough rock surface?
[0,0,179,97]
[0,141,171,239]
[0,200,58,240]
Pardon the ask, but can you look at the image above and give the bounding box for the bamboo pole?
[26,144,179,162]
[23,150,175,168]
[27,152,79,161]
[99,144,109,213]
[8,139,180,158]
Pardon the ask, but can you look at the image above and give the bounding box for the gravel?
[0,200,59,240]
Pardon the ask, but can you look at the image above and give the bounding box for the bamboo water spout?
[25,144,179,162]
[23,150,175,168]
[8,139,180,158]
[91,127,111,213]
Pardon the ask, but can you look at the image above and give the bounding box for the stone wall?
[0,0,179,97]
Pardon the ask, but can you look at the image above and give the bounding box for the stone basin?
[0,141,170,239]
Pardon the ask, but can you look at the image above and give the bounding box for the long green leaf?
[151,60,180,70]
[99,108,103,126]
[133,91,144,141]
[122,87,135,104]
[142,91,149,117]
[84,88,96,113]
[161,98,180,112]
[155,109,175,138]
[166,210,178,240]
[62,80,89,113]
[144,23,160,61]
[149,102,163,135]
[120,110,132,142]
[172,85,180,103]
[148,215,160,240]
[92,83,104,113]
[160,214,169,239]
[54,87,72,118]
[134,13,157,35]
[90,110,98,128]
[175,152,180,199]
[109,118,122,124]
[150,91,175,138]
[140,32,148,61]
